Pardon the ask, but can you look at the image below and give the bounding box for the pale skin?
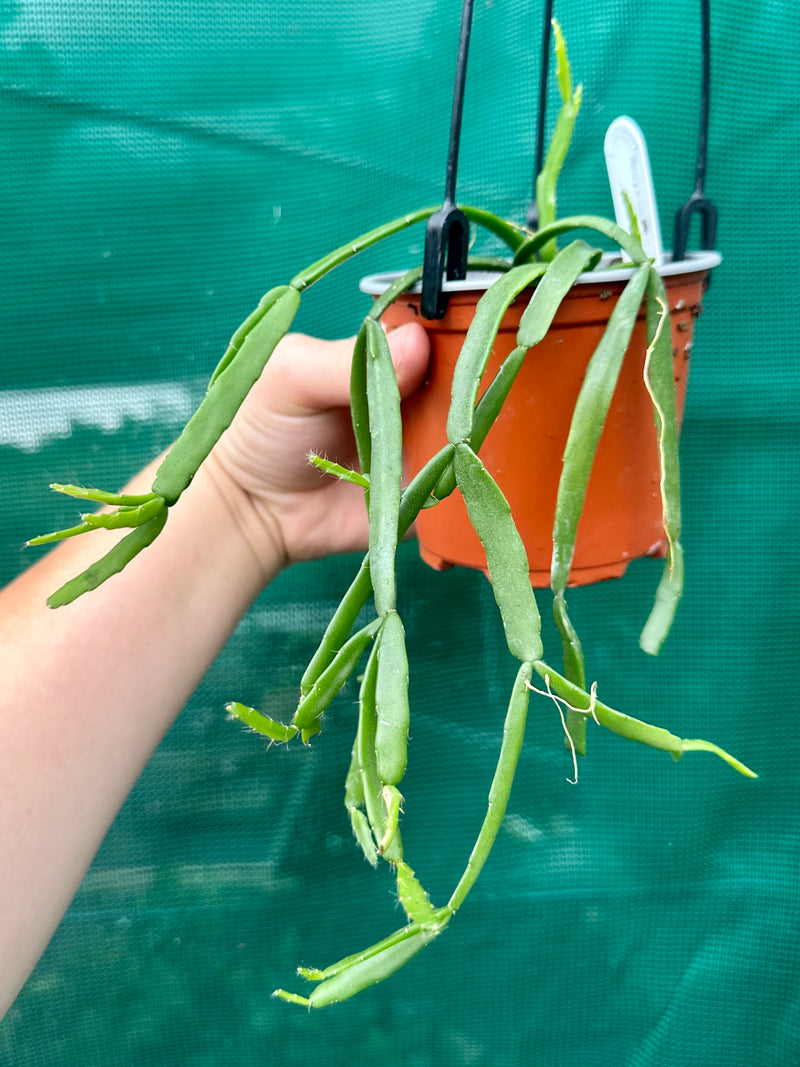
[0,322,430,1019]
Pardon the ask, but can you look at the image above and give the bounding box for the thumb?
[384,321,430,398]
[268,322,430,415]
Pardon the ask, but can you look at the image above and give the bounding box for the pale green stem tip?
[680,739,758,778]
[272,989,310,1007]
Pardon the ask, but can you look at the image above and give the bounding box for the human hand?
[0,331,430,1018]
[203,322,430,575]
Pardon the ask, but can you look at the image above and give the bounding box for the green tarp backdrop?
[1,0,798,1063]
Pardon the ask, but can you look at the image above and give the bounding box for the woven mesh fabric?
[1,1,798,1063]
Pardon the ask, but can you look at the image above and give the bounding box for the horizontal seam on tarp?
[0,81,413,183]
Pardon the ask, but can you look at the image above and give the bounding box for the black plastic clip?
[420,0,475,320]
[673,0,718,262]
[421,201,470,320]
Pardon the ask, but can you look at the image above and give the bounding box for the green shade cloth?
[1,1,798,1063]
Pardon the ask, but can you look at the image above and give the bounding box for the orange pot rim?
[359,249,721,297]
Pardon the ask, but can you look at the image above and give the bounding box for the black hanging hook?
[420,0,475,320]
[673,0,717,260]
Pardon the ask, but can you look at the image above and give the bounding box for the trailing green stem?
[535,21,583,260]
[454,445,542,664]
[367,266,425,321]
[448,661,533,910]
[447,263,548,444]
[293,618,381,731]
[273,910,450,1008]
[46,508,168,608]
[459,205,529,252]
[299,445,455,697]
[225,702,298,743]
[550,263,650,590]
[553,596,588,756]
[530,662,757,777]
[354,639,402,862]
[639,267,684,654]
[290,208,437,291]
[364,318,403,618]
[513,214,648,267]
[153,285,301,504]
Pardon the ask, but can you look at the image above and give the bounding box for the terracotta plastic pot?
[361,252,720,588]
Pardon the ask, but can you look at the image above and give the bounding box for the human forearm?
[0,454,277,1015]
[0,322,429,1017]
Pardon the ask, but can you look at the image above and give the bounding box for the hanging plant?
[29,22,753,1008]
